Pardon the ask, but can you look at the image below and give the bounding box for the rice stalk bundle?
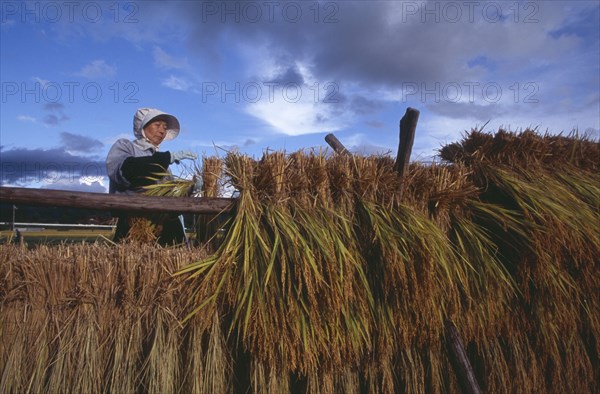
[122,173,194,243]
[193,157,225,245]
[0,243,215,393]
[180,151,479,391]
[2,129,598,393]
[286,151,374,374]
[326,154,354,216]
[201,157,224,198]
[348,157,489,393]
[180,151,374,381]
[440,128,599,172]
[480,166,596,393]
[172,138,598,391]
[126,215,161,243]
[401,163,518,351]
[441,129,599,393]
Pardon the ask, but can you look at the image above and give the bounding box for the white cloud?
[42,178,108,193]
[17,115,37,123]
[79,176,106,188]
[162,75,192,91]
[33,76,50,87]
[330,133,393,157]
[247,98,346,136]
[153,46,189,70]
[241,61,350,136]
[75,60,116,79]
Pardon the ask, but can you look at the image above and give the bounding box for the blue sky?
[1,0,598,192]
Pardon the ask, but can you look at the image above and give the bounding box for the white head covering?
[133,108,180,142]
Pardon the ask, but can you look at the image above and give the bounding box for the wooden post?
[11,204,17,231]
[325,133,351,155]
[392,108,482,393]
[394,107,420,178]
[445,321,482,394]
[0,186,235,215]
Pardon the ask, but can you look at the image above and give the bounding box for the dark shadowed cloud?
[43,114,69,126]
[60,132,104,153]
[92,1,598,143]
[42,102,70,127]
[364,120,385,129]
[44,102,65,111]
[0,146,105,185]
[268,66,305,86]
[174,2,590,87]
[350,95,385,115]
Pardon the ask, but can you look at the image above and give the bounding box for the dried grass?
[0,243,213,393]
[1,129,598,393]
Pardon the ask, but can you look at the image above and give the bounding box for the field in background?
[0,229,114,245]
[0,229,197,245]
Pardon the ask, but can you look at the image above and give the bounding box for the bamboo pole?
[0,186,235,214]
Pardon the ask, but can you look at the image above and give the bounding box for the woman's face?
[143,120,168,146]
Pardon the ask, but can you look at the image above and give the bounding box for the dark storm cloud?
[0,147,105,185]
[175,2,486,87]
[60,132,104,153]
[132,1,598,139]
[171,1,597,98]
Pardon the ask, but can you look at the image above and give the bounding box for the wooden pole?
[394,107,420,178]
[325,133,351,155]
[11,204,16,231]
[392,108,482,393]
[0,186,235,215]
[446,321,482,394]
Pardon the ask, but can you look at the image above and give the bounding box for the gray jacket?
[106,137,162,194]
[105,138,187,244]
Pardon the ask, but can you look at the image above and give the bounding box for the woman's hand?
[170,150,197,164]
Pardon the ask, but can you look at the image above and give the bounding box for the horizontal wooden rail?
[0,187,236,215]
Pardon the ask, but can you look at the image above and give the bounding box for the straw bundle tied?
[1,129,598,393]
[0,243,223,393]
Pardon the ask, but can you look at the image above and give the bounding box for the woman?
[106,108,197,244]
